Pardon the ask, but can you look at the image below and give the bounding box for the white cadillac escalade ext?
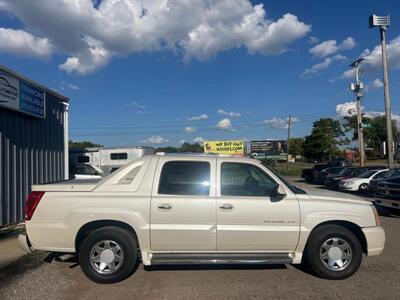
[19,154,385,283]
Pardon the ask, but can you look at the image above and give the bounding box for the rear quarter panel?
[26,156,158,253]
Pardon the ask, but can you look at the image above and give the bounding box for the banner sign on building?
[204,140,245,155]
[250,140,287,160]
[0,71,45,118]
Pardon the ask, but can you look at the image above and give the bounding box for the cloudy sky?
[0,0,399,146]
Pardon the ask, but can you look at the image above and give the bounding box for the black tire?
[305,225,362,280]
[78,226,138,283]
[358,183,368,192]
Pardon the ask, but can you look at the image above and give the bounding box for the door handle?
[157,203,172,210]
[219,203,233,210]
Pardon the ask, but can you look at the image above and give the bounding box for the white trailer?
[69,146,154,177]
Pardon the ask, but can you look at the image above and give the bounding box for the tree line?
[288,115,398,162]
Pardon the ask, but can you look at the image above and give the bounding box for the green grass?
[270,162,313,177]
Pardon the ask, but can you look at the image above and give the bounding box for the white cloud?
[0,0,310,74]
[340,69,354,79]
[340,36,400,78]
[301,54,347,79]
[60,81,80,91]
[59,36,111,74]
[309,36,319,44]
[67,83,79,91]
[336,101,357,117]
[186,114,208,121]
[263,117,297,129]
[217,109,241,118]
[336,101,400,126]
[192,136,205,145]
[141,135,169,144]
[184,126,196,133]
[0,27,52,58]
[126,101,146,109]
[300,57,333,79]
[309,36,356,58]
[216,118,232,130]
[370,78,384,89]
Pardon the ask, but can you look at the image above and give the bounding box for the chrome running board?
[151,253,292,265]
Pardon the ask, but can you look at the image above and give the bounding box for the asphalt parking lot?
[0,180,399,300]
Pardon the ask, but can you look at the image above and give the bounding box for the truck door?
[216,160,300,252]
[150,157,217,251]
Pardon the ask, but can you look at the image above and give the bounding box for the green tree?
[69,140,103,149]
[155,142,203,153]
[342,115,398,157]
[303,118,347,162]
[288,137,304,157]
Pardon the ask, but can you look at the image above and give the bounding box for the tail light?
[25,191,45,221]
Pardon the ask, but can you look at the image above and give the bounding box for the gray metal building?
[0,65,69,227]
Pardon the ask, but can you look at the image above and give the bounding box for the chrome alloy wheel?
[319,237,352,271]
[89,240,124,274]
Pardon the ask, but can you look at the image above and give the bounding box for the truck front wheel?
[305,224,362,280]
[79,226,138,283]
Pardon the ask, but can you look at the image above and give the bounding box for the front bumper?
[362,226,385,256]
[18,234,33,253]
[338,184,357,191]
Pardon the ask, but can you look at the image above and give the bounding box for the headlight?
[344,182,354,186]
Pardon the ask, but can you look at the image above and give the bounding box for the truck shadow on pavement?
[0,252,45,285]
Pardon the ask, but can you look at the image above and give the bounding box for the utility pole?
[350,58,365,167]
[370,14,394,168]
[287,115,291,162]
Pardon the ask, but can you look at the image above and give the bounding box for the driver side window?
[221,162,276,197]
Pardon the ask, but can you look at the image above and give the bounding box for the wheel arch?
[306,220,367,255]
[75,219,139,253]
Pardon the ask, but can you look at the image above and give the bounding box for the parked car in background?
[330,158,352,167]
[301,163,329,183]
[339,169,388,192]
[375,177,400,211]
[19,154,385,283]
[325,166,386,190]
[313,167,344,185]
[367,168,400,195]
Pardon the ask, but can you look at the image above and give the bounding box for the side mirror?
[271,184,286,200]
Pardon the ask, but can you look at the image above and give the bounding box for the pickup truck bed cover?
[32,179,100,192]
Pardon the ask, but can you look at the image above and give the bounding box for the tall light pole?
[350,58,365,167]
[370,14,394,168]
[287,115,291,162]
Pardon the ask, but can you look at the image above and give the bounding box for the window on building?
[158,161,210,196]
[221,162,276,197]
[77,156,89,163]
[110,152,128,160]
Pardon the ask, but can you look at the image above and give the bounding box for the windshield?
[261,162,306,194]
[339,167,352,175]
[385,169,400,178]
[357,170,376,178]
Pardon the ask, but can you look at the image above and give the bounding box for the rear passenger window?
[158,161,210,196]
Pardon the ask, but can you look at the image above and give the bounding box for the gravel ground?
[1,181,399,300]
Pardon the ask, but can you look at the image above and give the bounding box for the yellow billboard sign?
[204,140,245,155]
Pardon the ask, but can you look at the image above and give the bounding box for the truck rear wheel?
[305,224,362,280]
[78,226,138,283]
